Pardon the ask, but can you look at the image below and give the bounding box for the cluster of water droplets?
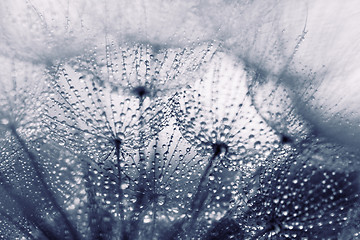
[234,147,359,239]
[41,40,240,239]
[0,37,360,239]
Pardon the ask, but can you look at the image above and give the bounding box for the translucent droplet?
[157,195,166,206]
[0,118,9,125]
[143,215,152,223]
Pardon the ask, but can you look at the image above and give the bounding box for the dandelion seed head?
[1,1,360,239]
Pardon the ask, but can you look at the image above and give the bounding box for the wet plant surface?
[1,1,360,240]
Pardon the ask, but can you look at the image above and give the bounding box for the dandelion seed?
[176,51,279,172]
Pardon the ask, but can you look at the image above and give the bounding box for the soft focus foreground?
[1,1,360,239]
